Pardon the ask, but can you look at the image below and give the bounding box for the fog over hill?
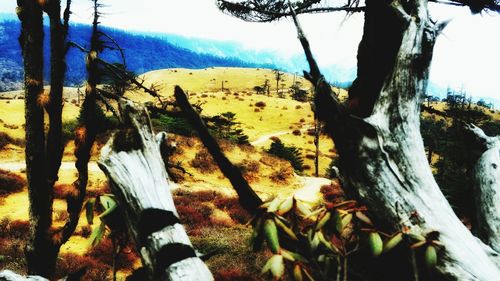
[0,13,498,107]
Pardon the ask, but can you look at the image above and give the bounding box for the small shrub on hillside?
[0,219,30,239]
[149,110,195,136]
[214,196,251,224]
[174,190,215,228]
[56,253,109,281]
[215,269,260,281]
[190,150,215,173]
[0,237,25,273]
[206,112,249,144]
[0,132,23,149]
[267,139,304,172]
[237,160,260,183]
[270,167,293,184]
[0,169,26,195]
[320,182,344,204]
[255,101,266,108]
[176,205,212,228]
[292,129,301,136]
[88,238,138,269]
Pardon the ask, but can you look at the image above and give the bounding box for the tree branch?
[174,86,263,213]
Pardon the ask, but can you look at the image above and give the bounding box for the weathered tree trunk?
[465,124,500,253]
[98,99,213,281]
[290,1,500,279]
[17,1,59,277]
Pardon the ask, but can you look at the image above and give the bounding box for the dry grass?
[0,169,26,196]
[190,226,267,280]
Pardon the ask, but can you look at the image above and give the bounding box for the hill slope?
[0,19,275,91]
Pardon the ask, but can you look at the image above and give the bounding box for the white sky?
[1,0,499,100]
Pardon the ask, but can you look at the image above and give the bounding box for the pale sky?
[1,0,499,101]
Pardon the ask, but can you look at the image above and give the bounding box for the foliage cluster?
[267,139,304,172]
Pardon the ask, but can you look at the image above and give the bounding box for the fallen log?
[98,99,213,281]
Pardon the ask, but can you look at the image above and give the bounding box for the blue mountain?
[0,16,276,91]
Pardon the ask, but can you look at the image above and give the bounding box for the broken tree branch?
[174,86,263,213]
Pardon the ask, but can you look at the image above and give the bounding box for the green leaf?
[87,222,106,249]
[98,195,117,220]
[264,219,280,254]
[274,217,298,240]
[85,198,96,225]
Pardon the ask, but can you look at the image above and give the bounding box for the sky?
[1,0,499,101]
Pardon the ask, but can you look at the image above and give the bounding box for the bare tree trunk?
[314,115,320,177]
[17,1,59,276]
[465,124,500,253]
[174,86,263,213]
[98,99,213,281]
[290,1,500,279]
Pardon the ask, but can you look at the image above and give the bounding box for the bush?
[0,132,23,149]
[255,101,266,108]
[292,129,301,136]
[190,150,215,173]
[206,112,249,144]
[0,169,26,195]
[214,196,251,224]
[150,114,195,136]
[0,219,30,239]
[215,269,260,281]
[56,253,110,281]
[267,139,304,172]
[270,167,293,184]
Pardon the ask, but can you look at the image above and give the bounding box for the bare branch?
[174,86,263,213]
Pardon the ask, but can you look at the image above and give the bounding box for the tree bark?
[465,124,500,253]
[17,1,59,277]
[174,86,263,213]
[290,1,500,279]
[98,99,213,281]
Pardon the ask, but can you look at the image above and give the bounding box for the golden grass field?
[0,67,340,280]
[0,67,498,280]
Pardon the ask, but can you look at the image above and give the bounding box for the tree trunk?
[98,99,213,281]
[465,124,500,253]
[330,2,500,280]
[290,0,500,279]
[17,1,59,277]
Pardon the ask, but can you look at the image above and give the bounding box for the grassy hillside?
[1,67,498,280]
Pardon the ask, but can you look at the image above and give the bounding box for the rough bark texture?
[98,99,213,281]
[337,5,500,281]
[17,0,59,276]
[174,86,263,213]
[290,1,500,279]
[465,124,500,253]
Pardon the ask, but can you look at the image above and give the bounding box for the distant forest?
[0,20,275,91]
